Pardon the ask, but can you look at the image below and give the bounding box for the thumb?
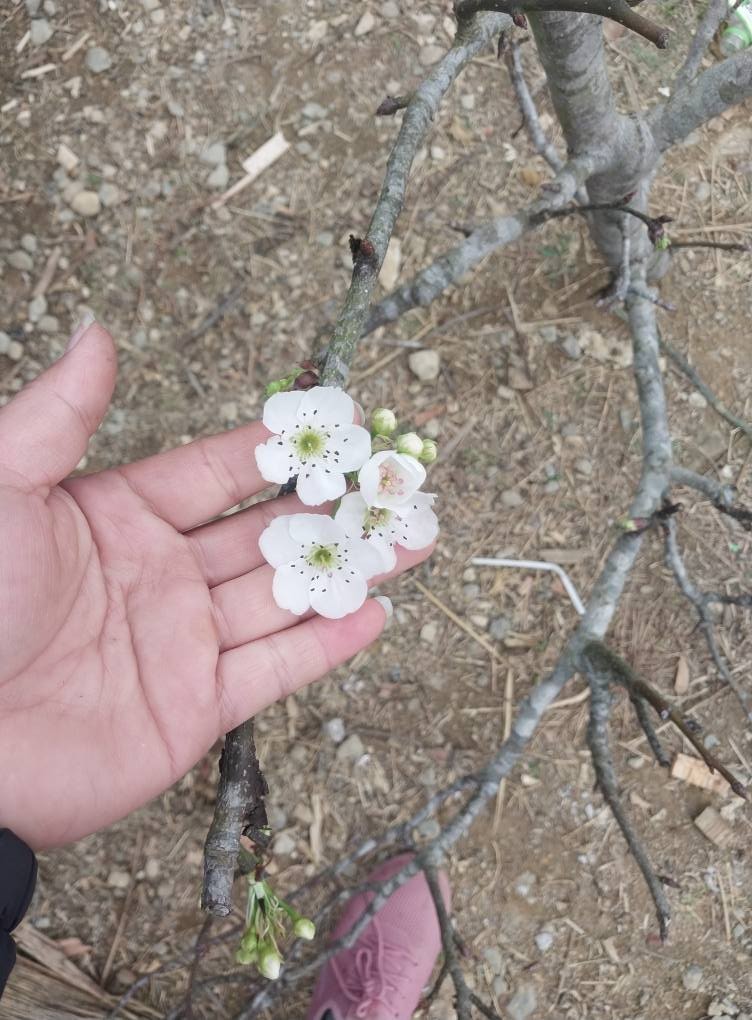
[0,317,117,490]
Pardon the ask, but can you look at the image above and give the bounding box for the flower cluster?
[236,876,315,979]
[255,384,438,619]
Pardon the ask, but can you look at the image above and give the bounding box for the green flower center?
[307,543,337,569]
[364,507,393,533]
[294,426,326,459]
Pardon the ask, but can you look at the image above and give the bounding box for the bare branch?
[507,42,564,172]
[455,0,669,48]
[662,516,752,722]
[652,49,752,151]
[364,154,599,334]
[659,337,752,444]
[319,11,507,388]
[674,0,729,93]
[581,644,672,940]
[423,864,473,1020]
[201,721,268,915]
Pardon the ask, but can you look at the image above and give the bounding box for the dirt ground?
[2,1,752,1018]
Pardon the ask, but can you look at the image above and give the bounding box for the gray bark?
[529,11,658,267]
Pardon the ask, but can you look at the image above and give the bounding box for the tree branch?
[319,11,507,388]
[455,0,669,48]
[673,0,728,94]
[201,721,268,915]
[424,863,473,1020]
[652,49,752,151]
[507,42,564,173]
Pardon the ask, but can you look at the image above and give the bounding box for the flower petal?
[334,491,369,538]
[263,390,305,434]
[296,465,347,506]
[255,437,298,485]
[395,501,439,550]
[343,535,385,579]
[272,563,314,615]
[366,533,397,572]
[310,570,368,619]
[327,424,372,472]
[288,512,344,545]
[258,516,301,567]
[299,386,354,427]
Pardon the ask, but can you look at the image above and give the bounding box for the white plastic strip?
[470,557,586,616]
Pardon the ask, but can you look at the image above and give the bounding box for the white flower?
[335,490,438,571]
[255,387,371,506]
[259,513,383,619]
[358,450,426,510]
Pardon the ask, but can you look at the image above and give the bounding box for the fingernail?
[66,311,96,352]
[374,595,393,625]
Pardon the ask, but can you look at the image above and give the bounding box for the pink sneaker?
[306,854,450,1020]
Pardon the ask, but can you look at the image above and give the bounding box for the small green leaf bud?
[372,407,397,436]
[395,432,423,458]
[294,917,316,940]
[419,438,438,464]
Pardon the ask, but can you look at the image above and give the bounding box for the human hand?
[0,321,429,850]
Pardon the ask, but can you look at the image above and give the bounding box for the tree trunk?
[529,11,660,269]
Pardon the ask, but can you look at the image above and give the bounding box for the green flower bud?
[294,917,316,940]
[265,380,285,397]
[371,407,397,436]
[395,432,423,458]
[419,438,438,464]
[235,944,258,966]
[258,945,282,980]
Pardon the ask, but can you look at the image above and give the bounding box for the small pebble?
[28,294,47,323]
[419,44,444,66]
[336,734,365,763]
[561,335,582,359]
[30,18,53,45]
[199,141,226,167]
[107,869,131,890]
[496,384,515,400]
[354,10,376,35]
[0,332,10,356]
[7,341,24,362]
[382,0,400,16]
[543,479,560,494]
[535,930,554,953]
[507,982,537,1020]
[417,817,440,839]
[302,101,328,119]
[144,858,161,880]
[273,832,297,857]
[86,46,113,73]
[408,348,440,381]
[20,234,37,254]
[463,583,480,600]
[323,717,346,744]
[688,391,708,409]
[70,190,101,216]
[501,489,524,508]
[99,182,123,207]
[575,458,593,476]
[514,871,536,898]
[538,325,558,344]
[38,315,59,333]
[7,251,34,272]
[219,400,238,422]
[681,964,703,992]
[489,615,512,642]
[206,163,229,190]
[420,621,438,644]
[482,946,503,974]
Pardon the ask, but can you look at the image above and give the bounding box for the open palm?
[0,323,423,850]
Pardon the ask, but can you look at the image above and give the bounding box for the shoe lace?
[330,919,418,1018]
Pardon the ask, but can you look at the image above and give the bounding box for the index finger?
[112,422,269,531]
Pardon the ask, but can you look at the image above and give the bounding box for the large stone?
[30,18,53,45]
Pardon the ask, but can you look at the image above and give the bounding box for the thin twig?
[581,644,672,940]
[674,0,730,93]
[662,517,752,723]
[424,863,473,1020]
[659,337,752,444]
[507,41,564,172]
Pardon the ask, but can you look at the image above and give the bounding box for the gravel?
[323,717,346,744]
[535,929,555,953]
[681,964,703,991]
[561,334,582,359]
[0,332,10,356]
[206,163,229,190]
[501,489,525,508]
[420,621,438,643]
[7,251,34,272]
[85,46,113,73]
[419,44,445,66]
[354,10,375,35]
[28,294,47,323]
[336,734,365,762]
[20,234,37,253]
[107,869,131,890]
[489,615,512,642]
[199,141,226,166]
[408,348,440,381]
[99,183,123,208]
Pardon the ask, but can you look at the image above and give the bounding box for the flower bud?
[419,438,438,464]
[258,946,282,980]
[371,407,397,436]
[236,944,258,966]
[294,917,316,940]
[395,432,423,458]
